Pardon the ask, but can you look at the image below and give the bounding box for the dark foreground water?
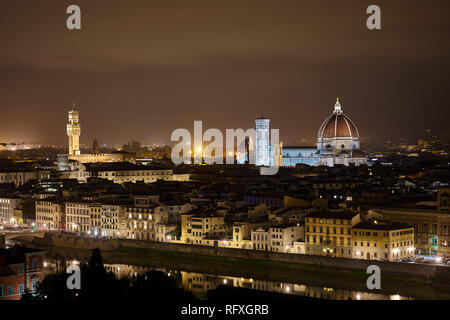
[43,256,412,300]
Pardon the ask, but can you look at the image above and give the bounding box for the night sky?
[0,0,449,146]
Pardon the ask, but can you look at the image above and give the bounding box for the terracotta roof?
[318,113,359,138]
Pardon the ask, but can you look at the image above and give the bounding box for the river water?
[43,256,411,300]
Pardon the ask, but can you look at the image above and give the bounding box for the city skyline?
[1,1,450,307]
[0,0,450,146]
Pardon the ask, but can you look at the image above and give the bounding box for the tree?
[224,213,234,236]
[88,248,105,270]
[25,249,195,301]
[21,198,35,220]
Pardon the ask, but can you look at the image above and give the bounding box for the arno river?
[43,256,412,300]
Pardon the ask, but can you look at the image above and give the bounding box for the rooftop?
[83,162,172,172]
[305,210,360,220]
[353,221,413,231]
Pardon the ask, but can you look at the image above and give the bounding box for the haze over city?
[0,0,449,146]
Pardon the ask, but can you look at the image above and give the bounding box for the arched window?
[31,277,39,292]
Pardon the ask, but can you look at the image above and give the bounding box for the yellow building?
[305,211,360,258]
[372,208,441,255]
[352,221,414,261]
[12,207,24,226]
[35,199,65,230]
[180,211,226,244]
[438,214,450,257]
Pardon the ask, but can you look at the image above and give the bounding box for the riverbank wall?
[31,232,450,284]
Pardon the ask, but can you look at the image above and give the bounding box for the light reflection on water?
[43,258,411,300]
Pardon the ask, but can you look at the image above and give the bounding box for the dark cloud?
[0,0,449,146]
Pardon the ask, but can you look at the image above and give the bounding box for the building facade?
[305,211,360,258]
[65,201,92,233]
[35,199,65,230]
[0,167,51,187]
[268,224,303,253]
[101,203,123,238]
[180,212,226,244]
[65,162,187,184]
[372,208,441,255]
[123,204,168,241]
[0,247,46,300]
[0,197,22,225]
[352,222,415,261]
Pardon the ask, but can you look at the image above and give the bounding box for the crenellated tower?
[67,104,81,156]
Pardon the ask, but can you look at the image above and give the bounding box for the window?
[32,258,38,269]
[7,286,13,296]
[19,284,24,294]
[31,277,39,292]
[0,285,2,297]
[18,264,24,273]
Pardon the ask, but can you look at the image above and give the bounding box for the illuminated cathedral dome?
[317,98,360,152]
[282,97,368,167]
[318,98,359,139]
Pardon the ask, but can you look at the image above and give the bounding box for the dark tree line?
[22,248,195,301]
